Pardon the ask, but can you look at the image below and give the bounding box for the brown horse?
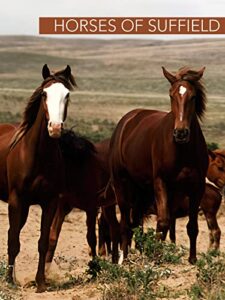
[108,67,208,264]
[45,136,120,266]
[0,124,18,202]
[0,65,76,292]
[98,149,225,255]
[165,149,225,250]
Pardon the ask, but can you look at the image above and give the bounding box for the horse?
[98,148,225,255]
[165,149,225,249]
[108,66,209,264]
[45,136,120,266]
[0,64,76,292]
[0,124,19,202]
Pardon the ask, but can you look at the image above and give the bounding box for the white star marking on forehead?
[179,85,187,96]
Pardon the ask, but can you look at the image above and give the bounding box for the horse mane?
[175,66,206,120]
[10,68,76,150]
[214,149,225,159]
[59,129,96,163]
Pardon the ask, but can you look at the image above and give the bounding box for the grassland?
[0,36,225,146]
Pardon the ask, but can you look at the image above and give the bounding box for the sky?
[1,0,225,38]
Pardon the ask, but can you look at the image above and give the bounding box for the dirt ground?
[0,200,225,300]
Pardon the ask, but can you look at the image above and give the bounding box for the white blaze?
[44,82,69,124]
[178,85,187,121]
[179,85,187,96]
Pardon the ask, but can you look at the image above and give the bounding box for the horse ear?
[42,64,51,79]
[197,67,206,80]
[162,67,176,84]
[208,149,216,161]
[63,65,71,79]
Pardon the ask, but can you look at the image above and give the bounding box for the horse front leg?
[45,203,71,264]
[86,208,98,257]
[187,194,201,264]
[35,199,57,293]
[103,204,120,263]
[204,211,221,250]
[154,177,170,241]
[7,191,29,284]
[169,217,176,243]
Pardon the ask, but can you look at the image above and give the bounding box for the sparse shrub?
[189,250,225,300]
[0,261,7,278]
[133,227,185,264]
[47,273,83,291]
[207,142,219,151]
[87,228,186,300]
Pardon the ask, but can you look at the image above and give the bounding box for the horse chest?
[175,167,198,184]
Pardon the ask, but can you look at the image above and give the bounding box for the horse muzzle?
[173,128,190,144]
[48,122,63,138]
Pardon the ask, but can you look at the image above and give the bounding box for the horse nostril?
[173,128,190,142]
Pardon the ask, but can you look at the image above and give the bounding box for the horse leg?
[7,194,29,284]
[103,204,120,263]
[98,211,109,257]
[131,206,144,252]
[86,208,97,257]
[45,204,71,264]
[169,217,176,243]
[35,200,57,293]
[203,211,221,250]
[154,178,170,241]
[187,195,200,264]
[114,178,133,262]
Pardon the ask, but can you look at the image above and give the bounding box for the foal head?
[162,66,206,144]
[42,64,76,138]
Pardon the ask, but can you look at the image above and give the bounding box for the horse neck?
[23,101,59,158]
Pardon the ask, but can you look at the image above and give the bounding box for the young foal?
[109,67,208,264]
[1,65,76,292]
[45,136,119,266]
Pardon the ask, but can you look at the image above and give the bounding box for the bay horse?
[0,64,76,292]
[45,136,120,266]
[165,149,225,249]
[109,67,209,264]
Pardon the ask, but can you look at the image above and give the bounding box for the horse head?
[208,149,225,189]
[162,66,206,144]
[41,64,75,138]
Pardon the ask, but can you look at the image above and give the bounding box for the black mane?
[59,129,96,163]
[10,66,76,149]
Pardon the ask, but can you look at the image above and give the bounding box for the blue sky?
[1,0,225,37]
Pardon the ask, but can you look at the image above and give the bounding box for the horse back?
[110,108,167,182]
[0,124,18,201]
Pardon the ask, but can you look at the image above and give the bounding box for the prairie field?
[0,36,225,145]
[1,36,225,299]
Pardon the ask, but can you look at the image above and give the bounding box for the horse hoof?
[36,284,47,293]
[188,256,197,265]
[6,275,14,285]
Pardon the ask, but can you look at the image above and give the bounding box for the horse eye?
[42,91,47,98]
